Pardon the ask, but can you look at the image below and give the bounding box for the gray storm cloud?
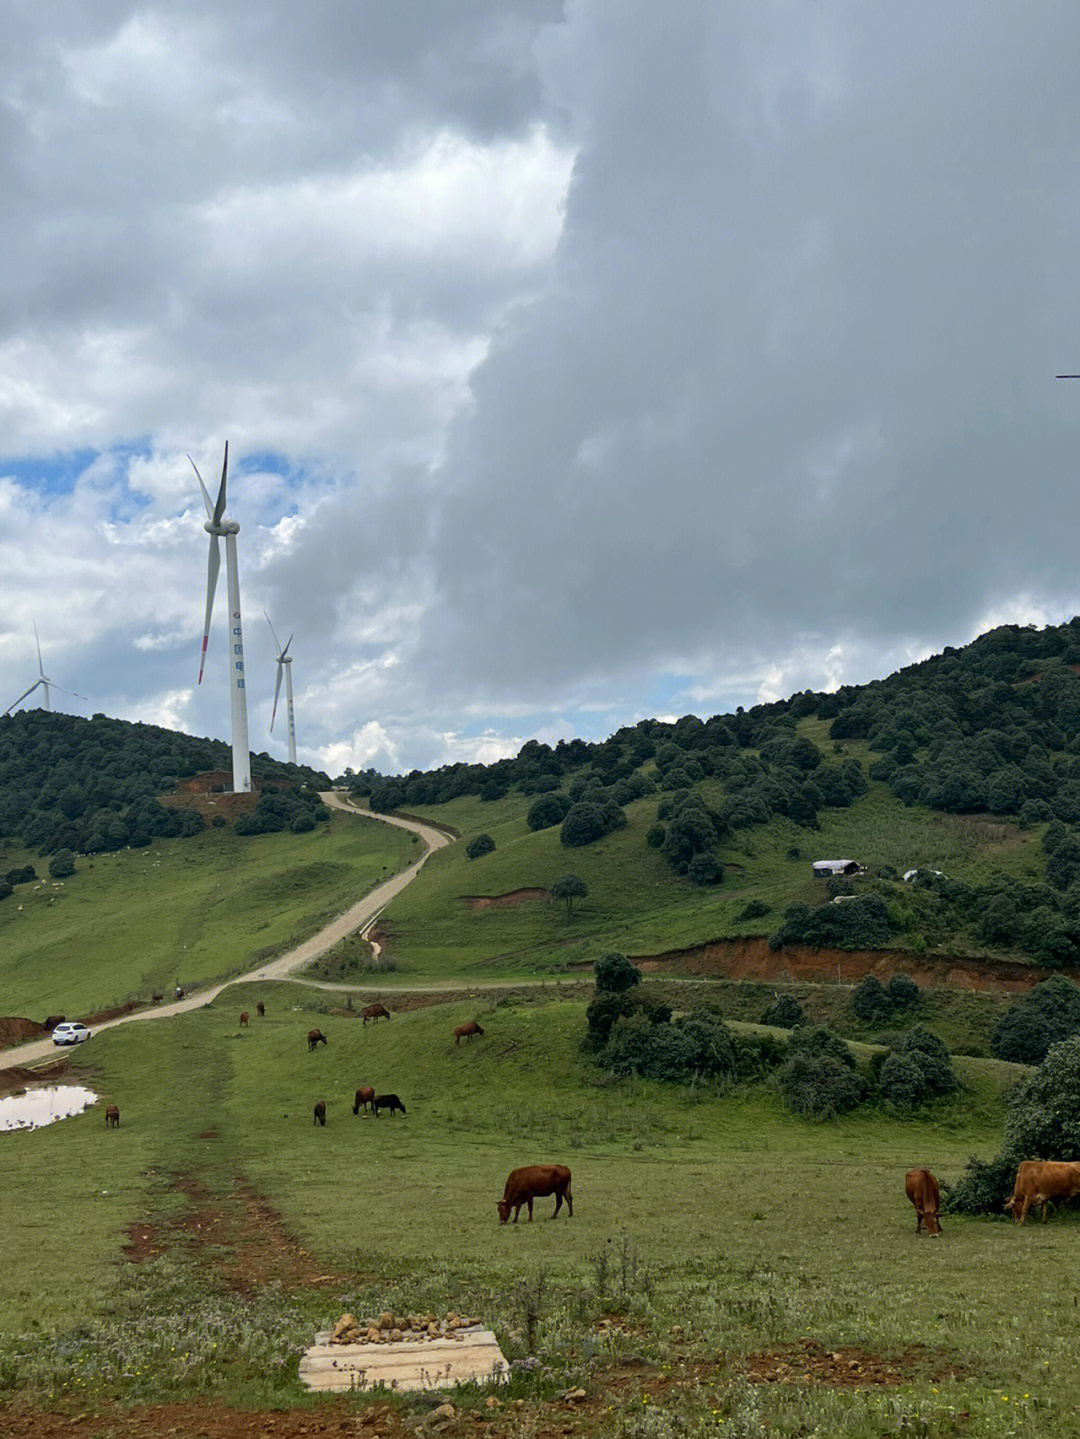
[3,1,1080,770]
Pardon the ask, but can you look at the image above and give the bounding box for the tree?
[885,974,921,1010]
[761,995,805,1029]
[594,951,640,993]
[465,833,495,860]
[550,873,588,917]
[48,848,76,879]
[527,793,571,831]
[851,975,891,1024]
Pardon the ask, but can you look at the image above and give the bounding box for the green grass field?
[370,777,1045,980]
[6,985,1078,1434]
[0,813,418,1018]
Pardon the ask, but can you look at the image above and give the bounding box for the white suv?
[52,1021,91,1046]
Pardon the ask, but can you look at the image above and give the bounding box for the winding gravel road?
[5,793,452,1067]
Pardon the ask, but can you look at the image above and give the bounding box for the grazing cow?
[454,1020,485,1046]
[372,1093,406,1117]
[313,1100,326,1126]
[353,1086,375,1115]
[497,1164,573,1224]
[151,993,163,1005]
[307,1028,328,1051]
[904,1168,942,1236]
[362,1003,391,1025]
[1005,1160,1080,1224]
[239,1011,249,1027]
[256,1002,265,1017]
[104,1105,120,1129]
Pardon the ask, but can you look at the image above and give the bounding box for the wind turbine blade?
[4,679,42,716]
[198,535,221,685]
[212,441,228,527]
[48,683,87,702]
[188,456,214,520]
[264,610,283,653]
[34,621,44,678]
[281,633,292,659]
[270,660,284,731]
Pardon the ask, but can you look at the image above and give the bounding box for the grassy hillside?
[368,774,1047,979]
[0,812,418,1018]
[7,987,1078,1434]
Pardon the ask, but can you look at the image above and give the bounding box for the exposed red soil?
[464,888,550,910]
[84,998,143,1025]
[620,935,1068,994]
[737,1337,967,1388]
[123,1174,348,1296]
[0,1059,68,1095]
[159,790,257,820]
[0,1016,49,1049]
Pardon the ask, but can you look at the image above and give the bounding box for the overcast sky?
[3,1,1080,774]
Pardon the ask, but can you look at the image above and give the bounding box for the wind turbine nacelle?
[204,519,240,535]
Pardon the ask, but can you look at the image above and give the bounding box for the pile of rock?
[328,1311,483,1346]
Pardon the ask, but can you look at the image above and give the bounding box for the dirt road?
[7,793,452,1066]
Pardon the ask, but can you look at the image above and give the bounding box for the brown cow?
[307,1029,328,1050]
[151,993,163,1005]
[904,1168,942,1236]
[105,1105,120,1128]
[239,1011,249,1027]
[454,1020,485,1045]
[362,1003,390,1025]
[497,1165,573,1224]
[313,1100,326,1126]
[353,1087,375,1115]
[256,1002,265,1017]
[1005,1160,1080,1224]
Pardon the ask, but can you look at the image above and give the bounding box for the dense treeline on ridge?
[0,709,331,856]
[343,619,1080,967]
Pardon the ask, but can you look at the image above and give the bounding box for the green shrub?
[465,833,495,860]
[527,793,571,831]
[737,898,770,921]
[290,811,316,833]
[48,849,75,879]
[945,1151,1021,1215]
[886,974,921,1009]
[594,951,640,993]
[761,995,805,1029]
[787,1025,857,1069]
[645,823,666,849]
[851,975,891,1023]
[560,800,625,847]
[877,1051,925,1107]
[776,1049,867,1120]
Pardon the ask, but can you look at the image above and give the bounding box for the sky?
[3,1,1080,776]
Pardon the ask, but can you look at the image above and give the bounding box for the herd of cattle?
[99,999,1080,1231]
[906,1160,1080,1233]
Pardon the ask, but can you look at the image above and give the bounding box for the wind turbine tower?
[3,624,85,715]
[266,613,298,765]
[190,442,252,793]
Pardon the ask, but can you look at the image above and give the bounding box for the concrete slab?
[299,1327,509,1394]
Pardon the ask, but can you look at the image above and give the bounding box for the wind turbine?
[3,624,85,716]
[189,442,252,793]
[265,613,298,765]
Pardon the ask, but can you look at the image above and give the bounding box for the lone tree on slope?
[551,873,588,918]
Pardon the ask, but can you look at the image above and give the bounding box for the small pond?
[0,1085,99,1132]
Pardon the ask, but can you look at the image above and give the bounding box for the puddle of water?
[0,1085,99,1132]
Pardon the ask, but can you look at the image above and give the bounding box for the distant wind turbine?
[189,442,252,793]
[266,612,298,765]
[3,623,85,716]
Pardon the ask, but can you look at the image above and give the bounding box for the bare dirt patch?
[85,999,144,1025]
[737,1337,967,1388]
[625,935,1069,994]
[0,1059,68,1095]
[124,1175,347,1296]
[0,1016,50,1050]
[464,889,550,910]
